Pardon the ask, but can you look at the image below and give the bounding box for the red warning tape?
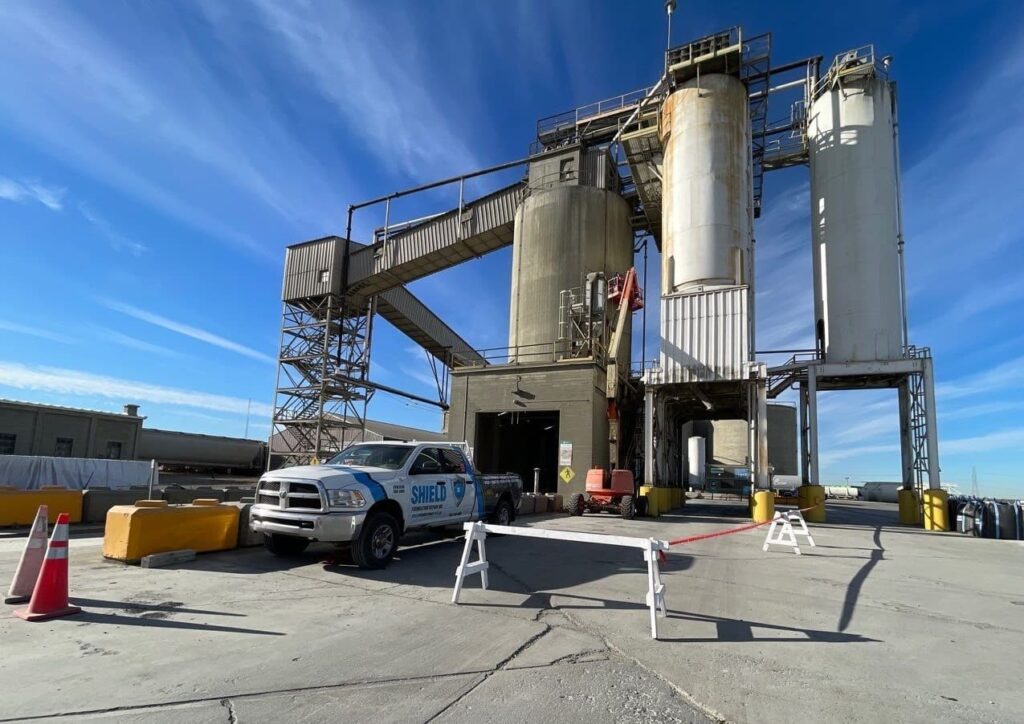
[658,505,818,563]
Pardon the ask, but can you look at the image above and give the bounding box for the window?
[105,441,123,460]
[327,444,412,470]
[54,437,74,457]
[559,158,575,181]
[319,270,330,284]
[0,433,15,455]
[410,448,443,475]
[439,448,466,474]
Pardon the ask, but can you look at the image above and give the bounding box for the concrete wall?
[0,401,142,459]
[707,403,797,477]
[448,361,607,498]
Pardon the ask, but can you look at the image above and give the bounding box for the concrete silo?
[808,60,905,362]
[508,169,634,364]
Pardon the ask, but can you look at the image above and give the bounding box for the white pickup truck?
[250,441,522,569]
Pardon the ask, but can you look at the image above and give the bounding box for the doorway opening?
[475,411,560,493]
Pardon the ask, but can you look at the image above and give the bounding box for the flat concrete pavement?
[1,501,1021,723]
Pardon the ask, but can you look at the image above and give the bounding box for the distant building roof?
[0,398,143,420]
[270,416,444,453]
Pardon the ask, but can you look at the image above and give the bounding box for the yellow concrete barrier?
[752,490,775,523]
[898,488,921,525]
[654,487,673,513]
[103,501,240,562]
[798,485,826,523]
[922,489,949,532]
[639,485,660,517]
[0,488,83,526]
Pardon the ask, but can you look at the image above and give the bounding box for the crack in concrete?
[424,624,553,722]
[220,698,237,724]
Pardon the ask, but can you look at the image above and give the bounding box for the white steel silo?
[661,73,754,294]
[808,58,904,363]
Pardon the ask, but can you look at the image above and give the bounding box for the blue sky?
[1,1,1021,496]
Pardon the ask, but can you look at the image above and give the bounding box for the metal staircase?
[905,346,934,492]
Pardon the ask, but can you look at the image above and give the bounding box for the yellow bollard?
[798,485,826,523]
[922,489,949,531]
[897,488,920,525]
[752,490,775,523]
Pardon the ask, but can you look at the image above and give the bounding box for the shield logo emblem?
[452,479,466,507]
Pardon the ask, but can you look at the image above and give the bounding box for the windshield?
[327,444,413,470]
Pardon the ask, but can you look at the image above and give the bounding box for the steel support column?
[921,357,941,490]
[643,387,655,487]
[898,378,914,489]
[807,364,820,486]
[755,368,769,489]
[798,382,809,485]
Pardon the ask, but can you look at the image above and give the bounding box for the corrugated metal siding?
[581,147,616,190]
[347,182,524,296]
[282,237,343,302]
[658,286,749,382]
[377,288,485,366]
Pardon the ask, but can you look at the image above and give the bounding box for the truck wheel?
[491,498,514,526]
[567,493,585,516]
[620,495,636,520]
[263,533,309,557]
[352,511,399,569]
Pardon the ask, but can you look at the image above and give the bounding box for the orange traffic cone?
[5,505,48,603]
[14,513,82,621]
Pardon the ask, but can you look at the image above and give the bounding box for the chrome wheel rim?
[498,505,511,525]
[371,525,395,559]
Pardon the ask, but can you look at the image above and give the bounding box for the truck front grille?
[255,479,325,512]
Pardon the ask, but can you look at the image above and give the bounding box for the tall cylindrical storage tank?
[660,74,753,293]
[808,70,904,362]
[508,185,633,363]
[687,436,706,490]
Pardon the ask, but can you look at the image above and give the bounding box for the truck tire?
[567,493,585,516]
[621,495,636,520]
[352,511,400,569]
[491,498,514,526]
[263,533,310,557]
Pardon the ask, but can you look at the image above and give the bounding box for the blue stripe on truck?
[350,471,387,502]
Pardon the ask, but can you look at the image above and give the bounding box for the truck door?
[407,447,449,526]
[439,447,474,523]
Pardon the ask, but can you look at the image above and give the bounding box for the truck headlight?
[328,489,367,509]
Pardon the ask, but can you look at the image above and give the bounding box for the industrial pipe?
[533,468,540,495]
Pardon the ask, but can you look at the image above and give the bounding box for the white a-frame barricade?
[452,521,670,639]
[763,509,816,555]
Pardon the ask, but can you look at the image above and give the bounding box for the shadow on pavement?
[70,597,245,617]
[661,609,879,644]
[69,610,284,636]
[837,526,885,632]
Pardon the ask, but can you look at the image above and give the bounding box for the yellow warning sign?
[559,467,575,484]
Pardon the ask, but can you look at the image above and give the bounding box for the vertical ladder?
[907,355,932,495]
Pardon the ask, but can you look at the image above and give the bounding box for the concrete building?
[0,399,142,459]
[447,360,610,494]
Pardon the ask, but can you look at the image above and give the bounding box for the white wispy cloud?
[79,203,147,256]
[247,1,479,180]
[0,360,272,417]
[0,4,346,260]
[0,176,65,211]
[96,328,189,360]
[0,319,75,344]
[102,299,276,364]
